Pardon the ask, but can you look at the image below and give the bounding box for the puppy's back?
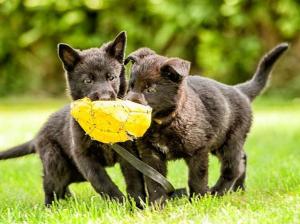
[187,75,252,138]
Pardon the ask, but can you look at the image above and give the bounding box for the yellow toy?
[71,98,175,194]
[70,98,152,143]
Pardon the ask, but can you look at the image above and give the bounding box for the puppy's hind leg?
[38,141,74,206]
[43,177,71,206]
[211,141,246,196]
[232,151,247,192]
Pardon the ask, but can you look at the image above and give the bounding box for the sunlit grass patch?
[0,97,299,223]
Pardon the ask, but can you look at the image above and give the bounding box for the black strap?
[110,144,175,195]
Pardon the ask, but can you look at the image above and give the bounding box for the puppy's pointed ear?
[124,55,137,65]
[106,31,127,62]
[57,43,80,71]
[160,58,191,83]
[125,48,156,65]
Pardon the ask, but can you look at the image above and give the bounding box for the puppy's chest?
[150,125,201,158]
[90,142,117,166]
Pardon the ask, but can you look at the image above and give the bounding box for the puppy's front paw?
[169,188,188,199]
[189,187,210,201]
[104,193,126,204]
[132,195,146,209]
[150,195,167,209]
[210,186,229,196]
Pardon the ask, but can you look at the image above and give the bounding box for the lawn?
[0,97,300,223]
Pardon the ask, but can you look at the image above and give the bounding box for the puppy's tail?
[235,43,289,101]
[0,140,35,160]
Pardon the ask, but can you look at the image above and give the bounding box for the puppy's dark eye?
[161,69,172,79]
[83,78,92,84]
[107,74,116,81]
[165,72,172,77]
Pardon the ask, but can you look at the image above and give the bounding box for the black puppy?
[125,44,288,205]
[0,32,145,206]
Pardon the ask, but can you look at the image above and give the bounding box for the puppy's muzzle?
[126,91,147,105]
[89,91,116,101]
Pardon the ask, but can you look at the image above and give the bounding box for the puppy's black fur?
[0,32,145,206]
[125,44,288,205]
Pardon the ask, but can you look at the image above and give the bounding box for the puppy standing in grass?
[125,43,288,205]
[0,32,145,206]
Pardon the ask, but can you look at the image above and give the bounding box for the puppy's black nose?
[130,97,142,104]
[126,92,147,105]
[89,92,100,101]
[89,92,116,101]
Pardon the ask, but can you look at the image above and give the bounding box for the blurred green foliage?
[0,0,299,97]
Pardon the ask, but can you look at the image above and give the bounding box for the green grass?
[0,97,300,223]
